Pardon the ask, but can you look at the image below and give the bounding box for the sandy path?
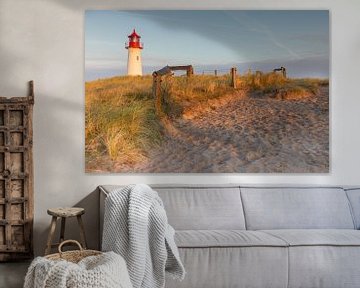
[141,86,329,173]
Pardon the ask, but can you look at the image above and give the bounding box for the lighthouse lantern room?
[125,29,143,76]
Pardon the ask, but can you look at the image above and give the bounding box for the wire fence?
[152,65,238,116]
[200,68,231,76]
[200,66,286,78]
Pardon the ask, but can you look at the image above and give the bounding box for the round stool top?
[47,207,85,217]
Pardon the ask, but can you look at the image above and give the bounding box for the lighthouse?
[125,29,143,76]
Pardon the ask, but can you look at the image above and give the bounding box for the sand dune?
[137,86,329,173]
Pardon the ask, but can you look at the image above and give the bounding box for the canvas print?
[85,10,329,173]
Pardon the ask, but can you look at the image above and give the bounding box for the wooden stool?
[45,207,87,255]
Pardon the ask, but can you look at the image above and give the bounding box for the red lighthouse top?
[125,29,143,49]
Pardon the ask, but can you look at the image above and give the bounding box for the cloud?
[129,10,304,62]
[223,11,302,60]
[85,11,329,80]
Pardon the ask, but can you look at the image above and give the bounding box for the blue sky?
[85,10,329,80]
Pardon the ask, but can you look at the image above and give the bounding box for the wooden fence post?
[273,66,287,79]
[187,66,194,77]
[152,65,193,117]
[230,67,237,88]
[152,74,162,117]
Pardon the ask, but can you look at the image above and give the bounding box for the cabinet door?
[0,101,33,261]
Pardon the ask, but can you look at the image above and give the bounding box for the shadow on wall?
[73,188,100,249]
[33,93,89,256]
[0,0,40,95]
[0,40,32,95]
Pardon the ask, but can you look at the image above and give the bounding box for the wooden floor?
[0,261,30,288]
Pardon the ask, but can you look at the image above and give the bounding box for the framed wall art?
[85,10,329,173]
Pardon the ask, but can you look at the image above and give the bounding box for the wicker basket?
[45,240,102,263]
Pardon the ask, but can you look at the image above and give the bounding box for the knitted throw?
[102,184,185,288]
[23,251,133,288]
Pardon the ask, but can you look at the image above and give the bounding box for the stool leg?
[45,216,57,255]
[60,217,66,243]
[77,215,87,249]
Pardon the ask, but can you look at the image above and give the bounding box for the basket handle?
[58,240,83,255]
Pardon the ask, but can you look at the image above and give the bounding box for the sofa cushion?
[165,247,288,288]
[175,230,287,248]
[100,185,246,230]
[241,187,355,230]
[287,246,360,288]
[154,186,246,230]
[345,188,360,229]
[262,229,360,246]
[261,230,360,288]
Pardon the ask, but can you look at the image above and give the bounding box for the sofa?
[99,185,360,288]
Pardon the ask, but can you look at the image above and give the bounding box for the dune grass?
[162,75,234,118]
[85,76,162,165]
[85,73,328,169]
[239,71,328,99]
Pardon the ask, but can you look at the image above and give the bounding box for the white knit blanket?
[24,251,133,288]
[102,184,185,288]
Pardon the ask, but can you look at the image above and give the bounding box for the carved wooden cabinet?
[0,82,34,261]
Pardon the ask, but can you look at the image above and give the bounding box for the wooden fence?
[152,65,237,116]
[152,65,193,117]
[273,66,287,78]
[151,65,287,117]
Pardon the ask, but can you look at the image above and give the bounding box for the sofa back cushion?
[345,188,360,229]
[153,186,246,230]
[240,187,355,230]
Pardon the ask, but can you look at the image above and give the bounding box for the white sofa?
[99,185,360,288]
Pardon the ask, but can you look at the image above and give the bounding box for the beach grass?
[85,76,162,165]
[85,73,328,169]
[240,71,327,99]
[162,75,234,118]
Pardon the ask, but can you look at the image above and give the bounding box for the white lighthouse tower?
[125,29,143,76]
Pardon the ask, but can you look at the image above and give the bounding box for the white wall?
[0,0,359,256]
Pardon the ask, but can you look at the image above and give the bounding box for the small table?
[45,207,87,255]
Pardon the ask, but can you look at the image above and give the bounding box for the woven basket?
[45,240,102,263]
